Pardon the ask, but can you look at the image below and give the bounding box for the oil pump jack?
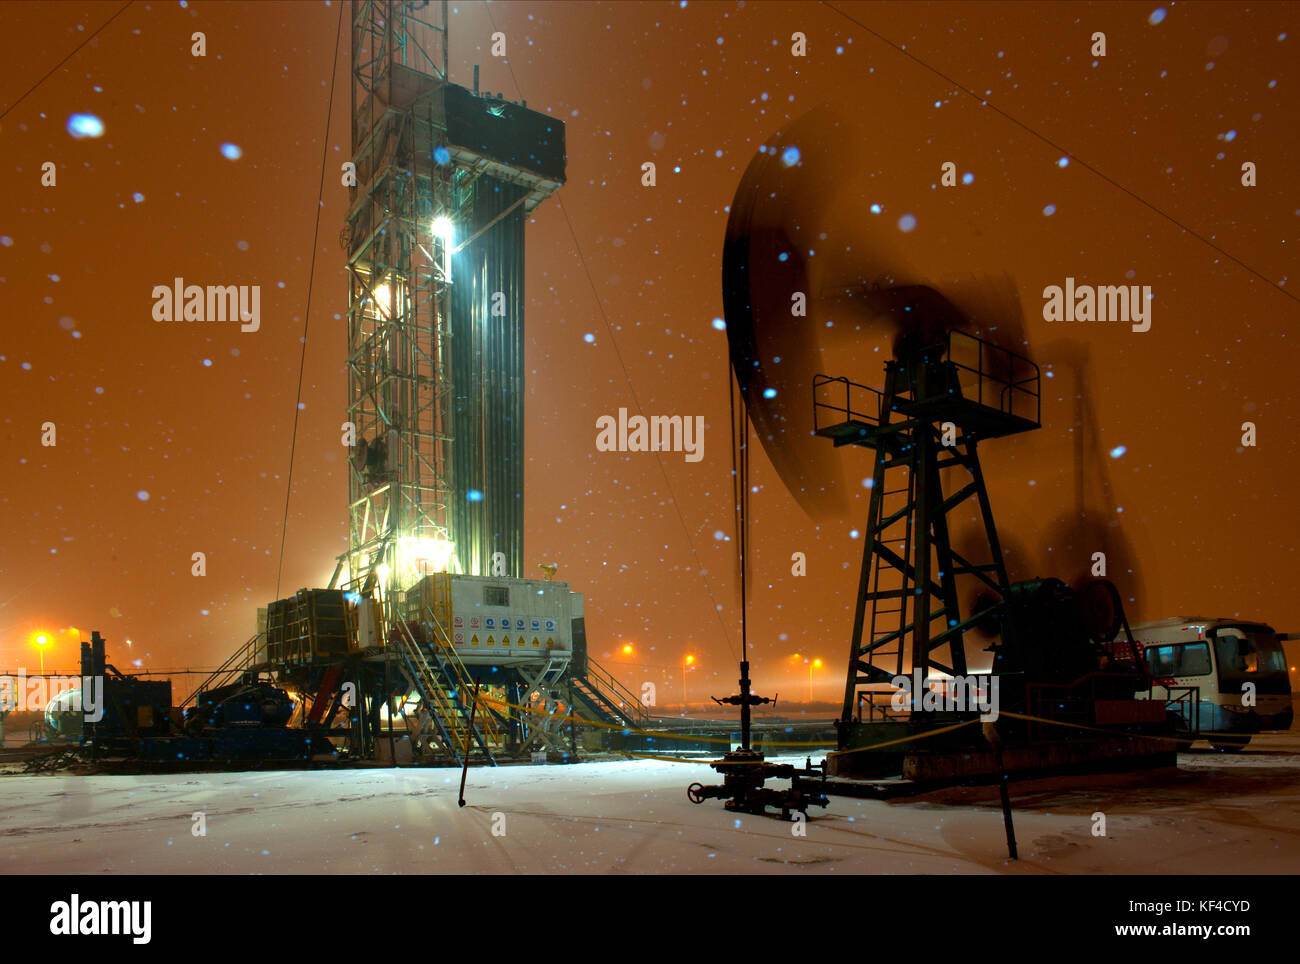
[691,103,1177,798]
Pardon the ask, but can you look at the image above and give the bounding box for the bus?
[1132,618,1293,749]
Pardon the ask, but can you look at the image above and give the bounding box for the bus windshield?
[1213,627,1288,691]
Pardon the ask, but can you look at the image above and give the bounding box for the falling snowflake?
[67,113,105,138]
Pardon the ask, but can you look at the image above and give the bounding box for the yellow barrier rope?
[465,693,1205,756]
[485,694,836,746]
[830,717,982,756]
[999,710,1203,747]
[617,719,982,766]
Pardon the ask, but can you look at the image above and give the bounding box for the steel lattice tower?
[813,330,1041,739]
[345,0,455,596]
[342,0,564,599]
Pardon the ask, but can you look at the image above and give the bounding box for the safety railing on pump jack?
[812,374,883,435]
[853,689,913,724]
[1101,632,1202,736]
[1025,672,1199,744]
[582,657,652,725]
[944,330,1042,427]
[179,632,262,710]
[1161,685,1202,736]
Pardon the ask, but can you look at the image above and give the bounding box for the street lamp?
[682,654,696,707]
[34,633,49,675]
[809,658,823,701]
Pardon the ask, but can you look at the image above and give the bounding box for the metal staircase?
[393,572,499,765]
[568,656,651,729]
[179,632,262,710]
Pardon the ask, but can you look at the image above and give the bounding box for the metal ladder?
[865,476,917,706]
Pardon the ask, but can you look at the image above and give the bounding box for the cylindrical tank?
[44,689,84,740]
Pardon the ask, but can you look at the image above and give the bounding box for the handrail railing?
[179,632,263,709]
[1162,685,1201,736]
[1026,670,1186,744]
[812,374,883,434]
[418,597,504,747]
[946,329,1041,427]
[391,618,482,763]
[582,656,651,724]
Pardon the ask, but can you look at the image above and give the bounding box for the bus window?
[1144,642,1212,678]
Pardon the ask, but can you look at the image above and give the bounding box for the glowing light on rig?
[371,282,392,317]
[402,536,456,575]
[432,216,455,243]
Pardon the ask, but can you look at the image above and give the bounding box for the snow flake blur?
[66,113,105,139]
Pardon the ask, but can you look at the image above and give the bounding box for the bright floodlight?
[371,282,392,318]
[403,536,455,573]
[432,216,454,242]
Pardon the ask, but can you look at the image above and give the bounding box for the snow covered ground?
[2,734,1298,874]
